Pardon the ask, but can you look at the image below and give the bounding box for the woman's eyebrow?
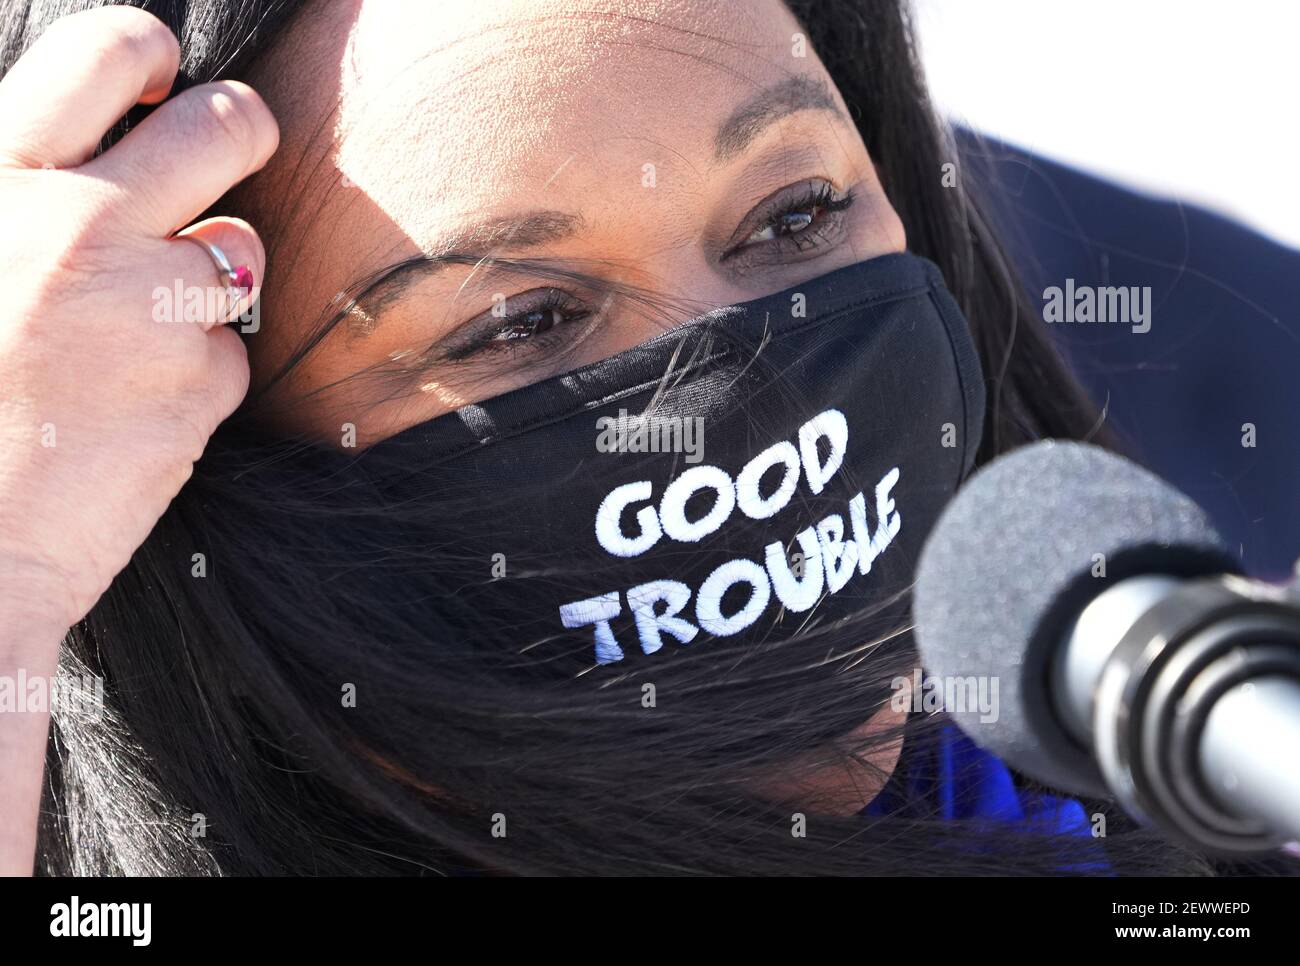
[714,75,846,161]
[352,210,584,320]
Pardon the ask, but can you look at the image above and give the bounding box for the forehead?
[303,0,816,240]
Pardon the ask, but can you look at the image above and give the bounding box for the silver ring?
[178,235,254,294]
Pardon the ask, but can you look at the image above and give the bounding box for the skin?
[238,0,907,443]
[0,7,274,874]
[0,0,910,872]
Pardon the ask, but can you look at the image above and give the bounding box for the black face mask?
[363,252,984,680]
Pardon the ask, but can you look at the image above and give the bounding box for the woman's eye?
[440,288,597,362]
[724,181,855,264]
[743,202,823,245]
[490,304,567,343]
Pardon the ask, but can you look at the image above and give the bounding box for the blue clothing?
[964,130,1300,581]
[865,722,1106,859]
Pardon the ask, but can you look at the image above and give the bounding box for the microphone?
[914,440,1300,854]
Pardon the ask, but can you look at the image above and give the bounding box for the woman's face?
[242,0,905,444]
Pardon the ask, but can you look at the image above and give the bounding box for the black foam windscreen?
[914,440,1237,795]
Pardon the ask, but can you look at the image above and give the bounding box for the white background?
[913,0,1300,249]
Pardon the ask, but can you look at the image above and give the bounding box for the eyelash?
[454,181,855,359]
[721,182,855,263]
[457,289,593,359]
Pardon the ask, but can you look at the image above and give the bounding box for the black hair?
[6,0,1218,875]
